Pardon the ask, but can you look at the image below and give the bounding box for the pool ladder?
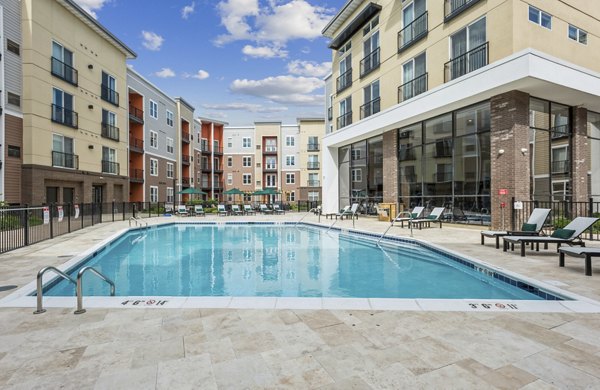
[377,211,413,244]
[34,266,116,315]
[129,216,148,229]
[294,208,319,227]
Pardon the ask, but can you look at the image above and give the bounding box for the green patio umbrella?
[224,188,245,203]
[178,187,207,195]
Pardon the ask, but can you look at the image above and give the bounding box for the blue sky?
[75,0,346,125]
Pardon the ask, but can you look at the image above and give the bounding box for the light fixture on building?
[88,145,94,149]
[88,104,93,110]
[88,64,93,69]
[498,149,505,155]
[521,148,528,155]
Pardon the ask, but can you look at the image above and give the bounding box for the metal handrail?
[34,266,76,314]
[377,210,414,244]
[129,216,148,228]
[75,266,115,314]
[295,208,318,227]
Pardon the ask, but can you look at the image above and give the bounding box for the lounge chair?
[409,207,445,229]
[259,204,273,214]
[559,246,600,276]
[244,204,256,215]
[481,208,551,249]
[393,206,424,228]
[217,204,229,216]
[231,204,244,216]
[340,203,359,220]
[176,205,189,217]
[273,204,285,215]
[193,205,205,217]
[503,217,599,257]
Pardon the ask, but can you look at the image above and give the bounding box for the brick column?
[382,129,398,208]
[571,107,589,203]
[490,91,531,230]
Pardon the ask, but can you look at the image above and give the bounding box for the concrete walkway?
[0,213,599,389]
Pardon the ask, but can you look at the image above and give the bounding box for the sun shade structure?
[178,188,207,195]
[223,188,245,195]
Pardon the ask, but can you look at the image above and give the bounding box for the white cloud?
[142,31,164,51]
[230,75,323,105]
[73,0,109,18]
[184,70,210,80]
[242,45,287,59]
[182,2,196,19]
[154,68,176,78]
[287,60,331,77]
[214,0,259,46]
[202,102,288,113]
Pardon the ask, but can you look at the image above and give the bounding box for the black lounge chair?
[481,208,551,249]
[559,246,600,276]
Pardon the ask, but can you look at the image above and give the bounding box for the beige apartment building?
[322,0,600,229]
[19,0,136,205]
[175,97,195,204]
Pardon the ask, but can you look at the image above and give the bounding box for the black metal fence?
[0,202,167,254]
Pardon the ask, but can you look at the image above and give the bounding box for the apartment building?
[298,118,324,202]
[175,97,194,203]
[322,0,600,228]
[127,68,178,204]
[19,0,135,205]
[0,0,22,204]
[223,125,256,201]
[194,117,226,201]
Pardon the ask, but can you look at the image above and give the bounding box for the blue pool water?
[44,224,549,300]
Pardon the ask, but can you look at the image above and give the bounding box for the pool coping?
[2,220,600,314]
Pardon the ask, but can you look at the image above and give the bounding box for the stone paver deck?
[1,213,599,389]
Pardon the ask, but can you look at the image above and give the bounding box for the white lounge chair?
[244,204,256,215]
[409,207,445,229]
[340,203,359,220]
[217,204,229,216]
[176,205,189,217]
[193,205,205,217]
[393,206,424,228]
[481,208,551,248]
[273,204,285,215]
[559,246,600,276]
[231,204,244,215]
[260,204,273,214]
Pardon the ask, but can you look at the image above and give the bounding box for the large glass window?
[588,112,600,202]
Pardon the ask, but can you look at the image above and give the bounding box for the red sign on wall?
[498,189,508,195]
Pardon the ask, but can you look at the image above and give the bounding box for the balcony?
[434,146,453,158]
[307,162,320,170]
[263,165,278,172]
[551,125,569,139]
[444,0,483,22]
[200,163,211,173]
[200,181,210,190]
[327,107,332,121]
[101,123,119,141]
[360,97,381,119]
[399,148,417,161]
[307,143,320,152]
[307,180,320,187]
[130,168,144,183]
[263,146,278,155]
[552,160,570,174]
[214,181,224,190]
[181,131,190,143]
[101,85,119,106]
[51,104,78,128]
[200,144,210,154]
[181,177,191,187]
[182,155,190,165]
[213,146,223,155]
[435,172,452,182]
[129,104,144,124]
[360,47,380,78]
[336,69,352,93]
[444,42,489,82]
[214,165,223,173]
[51,57,78,86]
[102,160,119,175]
[52,151,78,169]
[398,12,428,53]
[398,73,428,103]
[129,136,144,153]
[337,112,352,129]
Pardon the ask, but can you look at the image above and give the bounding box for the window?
[227,156,233,167]
[102,147,118,174]
[7,39,19,55]
[338,45,352,92]
[351,148,362,160]
[265,174,277,187]
[287,191,295,202]
[201,138,209,152]
[401,52,427,102]
[242,137,252,148]
[166,110,174,126]
[167,162,174,178]
[101,72,118,105]
[286,155,295,166]
[308,173,319,186]
[227,137,233,148]
[308,154,319,169]
[400,0,426,49]
[286,136,295,146]
[338,96,352,128]
[308,191,319,201]
[361,15,380,76]
[286,173,295,184]
[7,145,21,158]
[227,173,233,185]
[352,169,362,182]
[266,157,277,170]
[568,25,587,44]
[339,41,351,55]
[529,6,551,29]
[150,131,158,148]
[243,156,252,167]
[149,100,158,119]
[101,109,118,141]
[7,92,20,107]
[166,187,174,204]
[243,174,252,185]
[362,80,380,118]
[213,139,220,153]
[551,146,569,174]
[166,137,174,153]
[51,41,76,85]
[449,17,487,80]
[150,158,158,176]
[150,186,158,203]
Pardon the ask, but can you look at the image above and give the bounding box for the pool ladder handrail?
[377,210,414,244]
[129,216,148,228]
[75,266,116,314]
[295,208,318,227]
[326,208,358,233]
[34,266,76,314]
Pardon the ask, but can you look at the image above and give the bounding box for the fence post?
[67,203,71,233]
[510,197,515,231]
[148,202,151,218]
[133,203,137,219]
[122,202,126,221]
[91,203,94,226]
[112,201,115,222]
[24,204,29,246]
[81,203,84,229]
[589,197,594,240]
[49,204,54,239]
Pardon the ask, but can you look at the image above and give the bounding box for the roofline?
[59,0,136,59]
[298,117,325,122]
[321,0,360,37]
[175,97,195,111]
[127,68,176,105]
[196,116,229,126]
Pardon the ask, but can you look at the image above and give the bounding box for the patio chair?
[393,206,424,228]
[193,205,205,217]
[231,204,244,216]
[481,208,551,249]
[273,204,285,215]
[176,205,189,217]
[260,204,273,214]
[244,204,256,215]
[340,203,359,220]
[409,207,446,229]
[503,217,599,257]
[558,246,600,276]
[217,204,229,216]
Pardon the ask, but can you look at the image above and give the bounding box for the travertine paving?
[1,213,599,389]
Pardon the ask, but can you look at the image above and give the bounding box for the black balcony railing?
[102,160,119,174]
[307,143,320,151]
[337,112,352,129]
[52,151,78,169]
[130,168,144,183]
[200,163,211,172]
[130,136,144,153]
[51,104,78,128]
[200,144,210,154]
[182,155,190,165]
[263,165,278,172]
[51,57,78,86]
[307,180,320,187]
[552,160,570,174]
[327,107,332,121]
[101,123,119,141]
[214,181,224,190]
[398,12,428,52]
[101,85,119,106]
[435,172,452,182]
[444,42,489,82]
[181,131,190,143]
[307,162,320,170]
[434,145,453,158]
[399,148,417,161]
[551,124,570,139]
[398,73,428,103]
[360,97,381,119]
[182,177,191,187]
[336,69,352,93]
[263,146,278,154]
[129,104,144,123]
[213,147,223,155]
[214,165,223,173]
[360,47,380,78]
[444,0,483,22]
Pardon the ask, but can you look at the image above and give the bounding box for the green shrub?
[204,207,217,214]
[553,217,571,229]
[0,215,21,230]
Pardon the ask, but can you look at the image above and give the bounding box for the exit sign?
[498,189,508,195]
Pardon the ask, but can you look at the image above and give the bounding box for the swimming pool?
[41,223,561,300]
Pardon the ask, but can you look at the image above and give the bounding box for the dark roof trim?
[328,3,381,50]
[175,97,195,111]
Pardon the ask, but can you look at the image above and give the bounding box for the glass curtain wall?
[588,112,600,202]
